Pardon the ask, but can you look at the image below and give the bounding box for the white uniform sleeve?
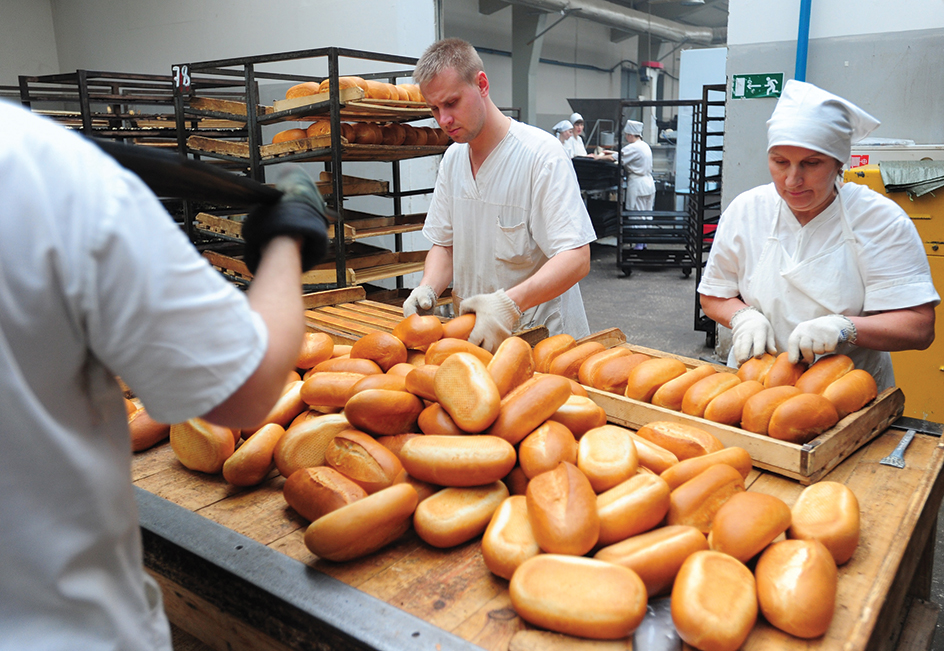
[422,151,455,247]
[697,194,753,299]
[529,149,597,258]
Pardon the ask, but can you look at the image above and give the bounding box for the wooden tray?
[272,87,434,122]
[187,133,447,163]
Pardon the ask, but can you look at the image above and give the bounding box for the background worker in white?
[0,102,323,650]
[553,119,574,148]
[698,80,938,391]
[566,112,615,161]
[620,119,656,212]
[404,38,596,352]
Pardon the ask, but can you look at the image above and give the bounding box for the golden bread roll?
[736,352,777,383]
[350,332,408,372]
[788,481,860,564]
[577,425,639,493]
[375,432,423,461]
[822,368,878,419]
[304,483,418,562]
[313,356,383,376]
[503,465,530,496]
[340,122,356,143]
[317,76,367,95]
[596,472,671,546]
[628,431,679,474]
[526,461,600,555]
[296,332,335,369]
[242,380,307,435]
[413,481,509,548]
[401,124,419,146]
[324,429,404,494]
[349,373,407,395]
[740,385,803,435]
[128,407,170,452]
[547,394,607,438]
[795,353,855,394]
[434,352,501,432]
[595,524,708,597]
[273,412,350,477]
[486,374,573,445]
[671,550,757,651]
[591,352,652,394]
[400,83,424,103]
[412,128,429,146]
[651,364,717,411]
[273,128,309,144]
[707,491,792,563]
[681,372,741,418]
[510,555,647,640]
[518,420,578,479]
[285,82,320,99]
[634,421,724,461]
[566,376,589,397]
[352,121,384,144]
[400,474,440,503]
[404,364,438,401]
[222,423,284,487]
[391,313,443,351]
[660,446,752,491]
[624,357,687,402]
[532,333,576,373]
[440,313,476,340]
[364,79,393,100]
[547,341,606,381]
[755,539,838,638]
[381,122,407,146]
[305,120,331,138]
[399,435,516,487]
[703,379,765,426]
[666,463,745,533]
[170,418,236,474]
[578,346,631,387]
[417,402,465,437]
[486,336,534,398]
[481,495,541,580]
[300,372,364,408]
[283,466,368,522]
[424,337,493,366]
[764,351,808,387]
[343,389,425,436]
[768,393,839,444]
[332,344,353,358]
[386,362,416,377]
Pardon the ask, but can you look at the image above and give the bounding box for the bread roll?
[624,357,687,402]
[313,357,383,376]
[375,432,423,461]
[596,472,671,546]
[304,483,418,562]
[434,352,501,432]
[305,120,331,138]
[340,122,356,143]
[486,336,534,398]
[343,389,425,436]
[296,332,335,369]
[440,313,475,340]
[413,481,509,548]
[595,524,708,597]
[764,352,808,388]
[273,128,308,144]
[565,376,589,398]
[349,373,407,396]
[822,368,878,419]
[660,446,752,491]
[547,394,606,438]
[795,353,855,395]
[707,491,792,563]
[300,372,364,408]
[401,124,419,146]
[363,80,393,100]
[273,412,350,477]
[768,393,839,444]
[503,465,530,496]
[316,76,367,95]
[352,121,384,144]
[404,364,438,401]
[412,127,429,146]
[788,480,859,564]
[518,421,578,479]
[547,341,606,381]
[246,380,308,435]
[400,83,424,103]
[577,347,631,385]
[634,421,724,461]
[170,418,236,474]
[532,334,576,373]
[285,82,320,99]
[628,431,679,474]
[577,425,639,493]
[671,550,757,651]
[381,122,407,146]
[481,495,541,580]
[736,352,777,384]
[666,463,745,533]
[399,435,516,487]
[510,555,647,640]
[415,403,463,436]
[486,374,573,445]
[332,344,353,358]
[526,461,600,555]
[350,332,408,372]
[283,466,368,522]
[740,385,803,435]
[651,365,717,411]
[755,539,838,638]
[424,337,493,366]
[681,372,741,418]
[222,423,285,487]
[392,313,443,351]
[386,362,416,377]
[703,379,765,426]
[591,352,652,394]
[324,429,404,494]
[400,473,440,503]
[128,407,170,452]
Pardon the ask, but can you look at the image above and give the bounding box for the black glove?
[241,165,331,274]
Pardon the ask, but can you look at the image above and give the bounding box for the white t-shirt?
[424,119,596,338]
[564,135,588,158]
[0,102,267,650]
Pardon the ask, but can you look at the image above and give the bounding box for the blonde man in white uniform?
[404,38,596,352]
[698,80,938,391]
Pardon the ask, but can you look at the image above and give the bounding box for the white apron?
[735,188,894,391]
[625,173,656,211]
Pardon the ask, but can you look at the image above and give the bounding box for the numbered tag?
[172,64,192,95]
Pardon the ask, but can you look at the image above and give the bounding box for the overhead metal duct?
[494,0,725,44]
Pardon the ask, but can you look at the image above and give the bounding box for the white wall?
[0,0,59,87]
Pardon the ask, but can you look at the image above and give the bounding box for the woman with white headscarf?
[698,80,938,390]
[552,119,574,148]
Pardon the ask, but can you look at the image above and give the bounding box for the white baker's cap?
[767,79,880,163]
[624,120,643,136]
[553,119,574,134]
[569,112,584,125]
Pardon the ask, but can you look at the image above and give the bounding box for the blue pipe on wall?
[795,0,812,81]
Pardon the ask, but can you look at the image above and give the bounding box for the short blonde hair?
[413,38,483,87]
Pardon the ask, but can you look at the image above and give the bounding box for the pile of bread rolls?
[545,333,879,445]
[286,76,424,105]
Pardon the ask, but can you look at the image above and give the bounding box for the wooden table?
[133,426,944,651]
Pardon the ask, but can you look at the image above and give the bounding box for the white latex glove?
[729,306,777,365]
[788,314,858,364]
[402,285,438,317]
[459,289,522,353]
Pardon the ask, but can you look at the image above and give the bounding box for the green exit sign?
[732,73,784,99]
